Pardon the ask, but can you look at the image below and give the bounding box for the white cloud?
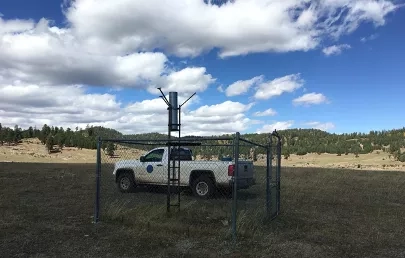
[322,44,351,56]
[292,92,329,106]
[188,101,253,118]
[0,18,215,93]
[0,82,253,136]
[0,17,34,34]
[217,85,224,93]
[254,74,304,100]
[0,83,121,128]
[147,67,216,97]
[304,122,335,131]
[361,34,378,42]
[225,75,263,97]
[256,121,294,134]
[62,0,398,58]
[253,108,277,117]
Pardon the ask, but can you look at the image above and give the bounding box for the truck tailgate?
[236,160,254,179]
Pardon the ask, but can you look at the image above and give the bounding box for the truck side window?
[144,149,164,162]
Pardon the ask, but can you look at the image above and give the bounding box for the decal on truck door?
[146,165,153,173]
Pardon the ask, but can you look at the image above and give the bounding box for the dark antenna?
[180,92,196,108]
[157,87,170,106]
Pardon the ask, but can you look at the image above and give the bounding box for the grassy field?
[1,162,405,257]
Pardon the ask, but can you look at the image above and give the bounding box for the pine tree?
[46,134,54,154]
[107,142,115,157]
[28,126,34,138]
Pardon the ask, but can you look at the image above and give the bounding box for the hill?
[0,123,404,162]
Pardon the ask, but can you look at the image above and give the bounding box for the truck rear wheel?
[117,172,136,193]
[191,175,215,199]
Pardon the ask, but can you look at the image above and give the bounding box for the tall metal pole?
[232,132,240,244]
[158,88,196,214]
[94,136,101,223]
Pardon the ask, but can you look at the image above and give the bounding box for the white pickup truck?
[112,147,255,198]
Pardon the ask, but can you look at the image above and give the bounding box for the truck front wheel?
[117,172,136,193]
[191,175,215,199]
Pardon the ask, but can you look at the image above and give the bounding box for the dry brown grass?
[1,162,405,257]
[255,150,405,172]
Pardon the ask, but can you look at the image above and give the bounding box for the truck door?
[137,148,165,184]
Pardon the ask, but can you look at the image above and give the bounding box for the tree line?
[0,123,404,162]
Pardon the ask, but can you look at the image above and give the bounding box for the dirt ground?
[1,138,404,171]
[1,162,405,257]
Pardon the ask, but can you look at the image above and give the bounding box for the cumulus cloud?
[0,82,253,136]
[63,0,398,58]
[322,44,351,56]
[0,83,121,127]
[188,101,254,118]
[225,76,263,97]
[0,18,215,94]
[256,121,294,134]
[253,108,277,117]
[304,121,335,131]
[254,74,304,100]
[292,92,329,106]
[0,17,34,34]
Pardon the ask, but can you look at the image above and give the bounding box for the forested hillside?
[0,123,404,161]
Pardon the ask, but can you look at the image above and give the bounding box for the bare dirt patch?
[0,138,145,164]
[255,151,405,171]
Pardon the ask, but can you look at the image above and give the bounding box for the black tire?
[191,175,215,199]
[117,172,136,193]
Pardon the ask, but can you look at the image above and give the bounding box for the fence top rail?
[239,137,268,149]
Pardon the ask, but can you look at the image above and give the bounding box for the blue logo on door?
[146,165,153,173]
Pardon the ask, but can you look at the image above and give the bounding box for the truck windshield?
[170,148,193,161]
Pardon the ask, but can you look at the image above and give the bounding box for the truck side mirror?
[140,156,145,162]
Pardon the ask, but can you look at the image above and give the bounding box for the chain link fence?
[93,131,282,241]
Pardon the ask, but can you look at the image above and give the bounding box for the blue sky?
[0,0,404,136]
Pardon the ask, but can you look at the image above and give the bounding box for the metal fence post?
[232,132,240,244]
[276,137,282,216]
[94,136,101,223]
[266,136,272,218]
